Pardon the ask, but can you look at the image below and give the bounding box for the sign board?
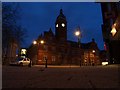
[20,48,27,56]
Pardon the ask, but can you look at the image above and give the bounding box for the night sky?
[18,2,104,50]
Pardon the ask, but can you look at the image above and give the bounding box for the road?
[2,65,120,89]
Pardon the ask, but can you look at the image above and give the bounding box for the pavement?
[2,64,120,89]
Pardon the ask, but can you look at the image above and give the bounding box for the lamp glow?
[75,31,80,36]
[40,40,44,44]
[111,27,117,36]
[62,23,65,27]
[92,50,95,53]
[56,24,58,27]
[33,40,37,45]
[111,23,117,36]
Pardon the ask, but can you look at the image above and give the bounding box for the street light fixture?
[33,40,39,65]
[75,27,81,66]
[92,50,95,66]
[75,31,80,36]
[40,40,44,44]
[33,40,44,45]
[92,50,95,53]
[33,40,37,45]
[33,40,47,68]
[75,30,81,48]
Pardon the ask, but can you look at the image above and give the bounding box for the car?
[9,58,32,66]
[102,61,108,66]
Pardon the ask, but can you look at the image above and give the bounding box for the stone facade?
[27,9,100,65]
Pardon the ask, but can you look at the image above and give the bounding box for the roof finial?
[92,38,95,42]
[49,28,52,31]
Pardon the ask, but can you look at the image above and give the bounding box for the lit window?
[111,27,117,36]
[43,55,47,61]
[52,56,55,61]
[111,23,117,36]
[44,45,48,51]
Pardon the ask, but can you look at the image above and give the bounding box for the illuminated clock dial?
[56,24,58,27]
[61,23,65,27]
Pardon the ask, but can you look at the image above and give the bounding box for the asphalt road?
[2,65,120,89]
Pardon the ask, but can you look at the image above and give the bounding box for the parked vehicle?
[9,58,32,66]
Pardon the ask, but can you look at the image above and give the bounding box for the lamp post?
[40,40,47,68]
[75,27,81,66]
[33,40,39,65]
[92,50,95,66]
[33,40,47,68]
[75,30,81,48]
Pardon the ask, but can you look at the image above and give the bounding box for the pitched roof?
[44,28,54,37]
[81,42,92,49]
[68,40,79,48]
[49,28,54,36]
[68,40,97,49]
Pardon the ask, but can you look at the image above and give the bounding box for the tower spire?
[60,9,63,14]
[55,9,67,41]
[57,9,66,19]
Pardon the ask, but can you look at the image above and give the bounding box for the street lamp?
[75,30,81,48]
[33,40,39,65]
[33,40,37,45]
[92,50,95,66]
[92,50,95,53]
[75,27,81,66]
[33,40,47,68]
[40,40,44,44]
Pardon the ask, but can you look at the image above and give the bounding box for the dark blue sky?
[18,2,104,50]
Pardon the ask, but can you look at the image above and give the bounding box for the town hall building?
[27,9,101,66]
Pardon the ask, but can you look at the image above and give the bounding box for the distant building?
[101,2,120,64]
[27,9,100,65]
[2,40,18,65]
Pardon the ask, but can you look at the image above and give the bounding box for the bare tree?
[2,3,27,64]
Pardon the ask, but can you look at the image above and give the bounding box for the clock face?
[56,24,58,27]
[61,23,65,27]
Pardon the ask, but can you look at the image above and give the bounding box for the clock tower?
[55,9,67,41]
